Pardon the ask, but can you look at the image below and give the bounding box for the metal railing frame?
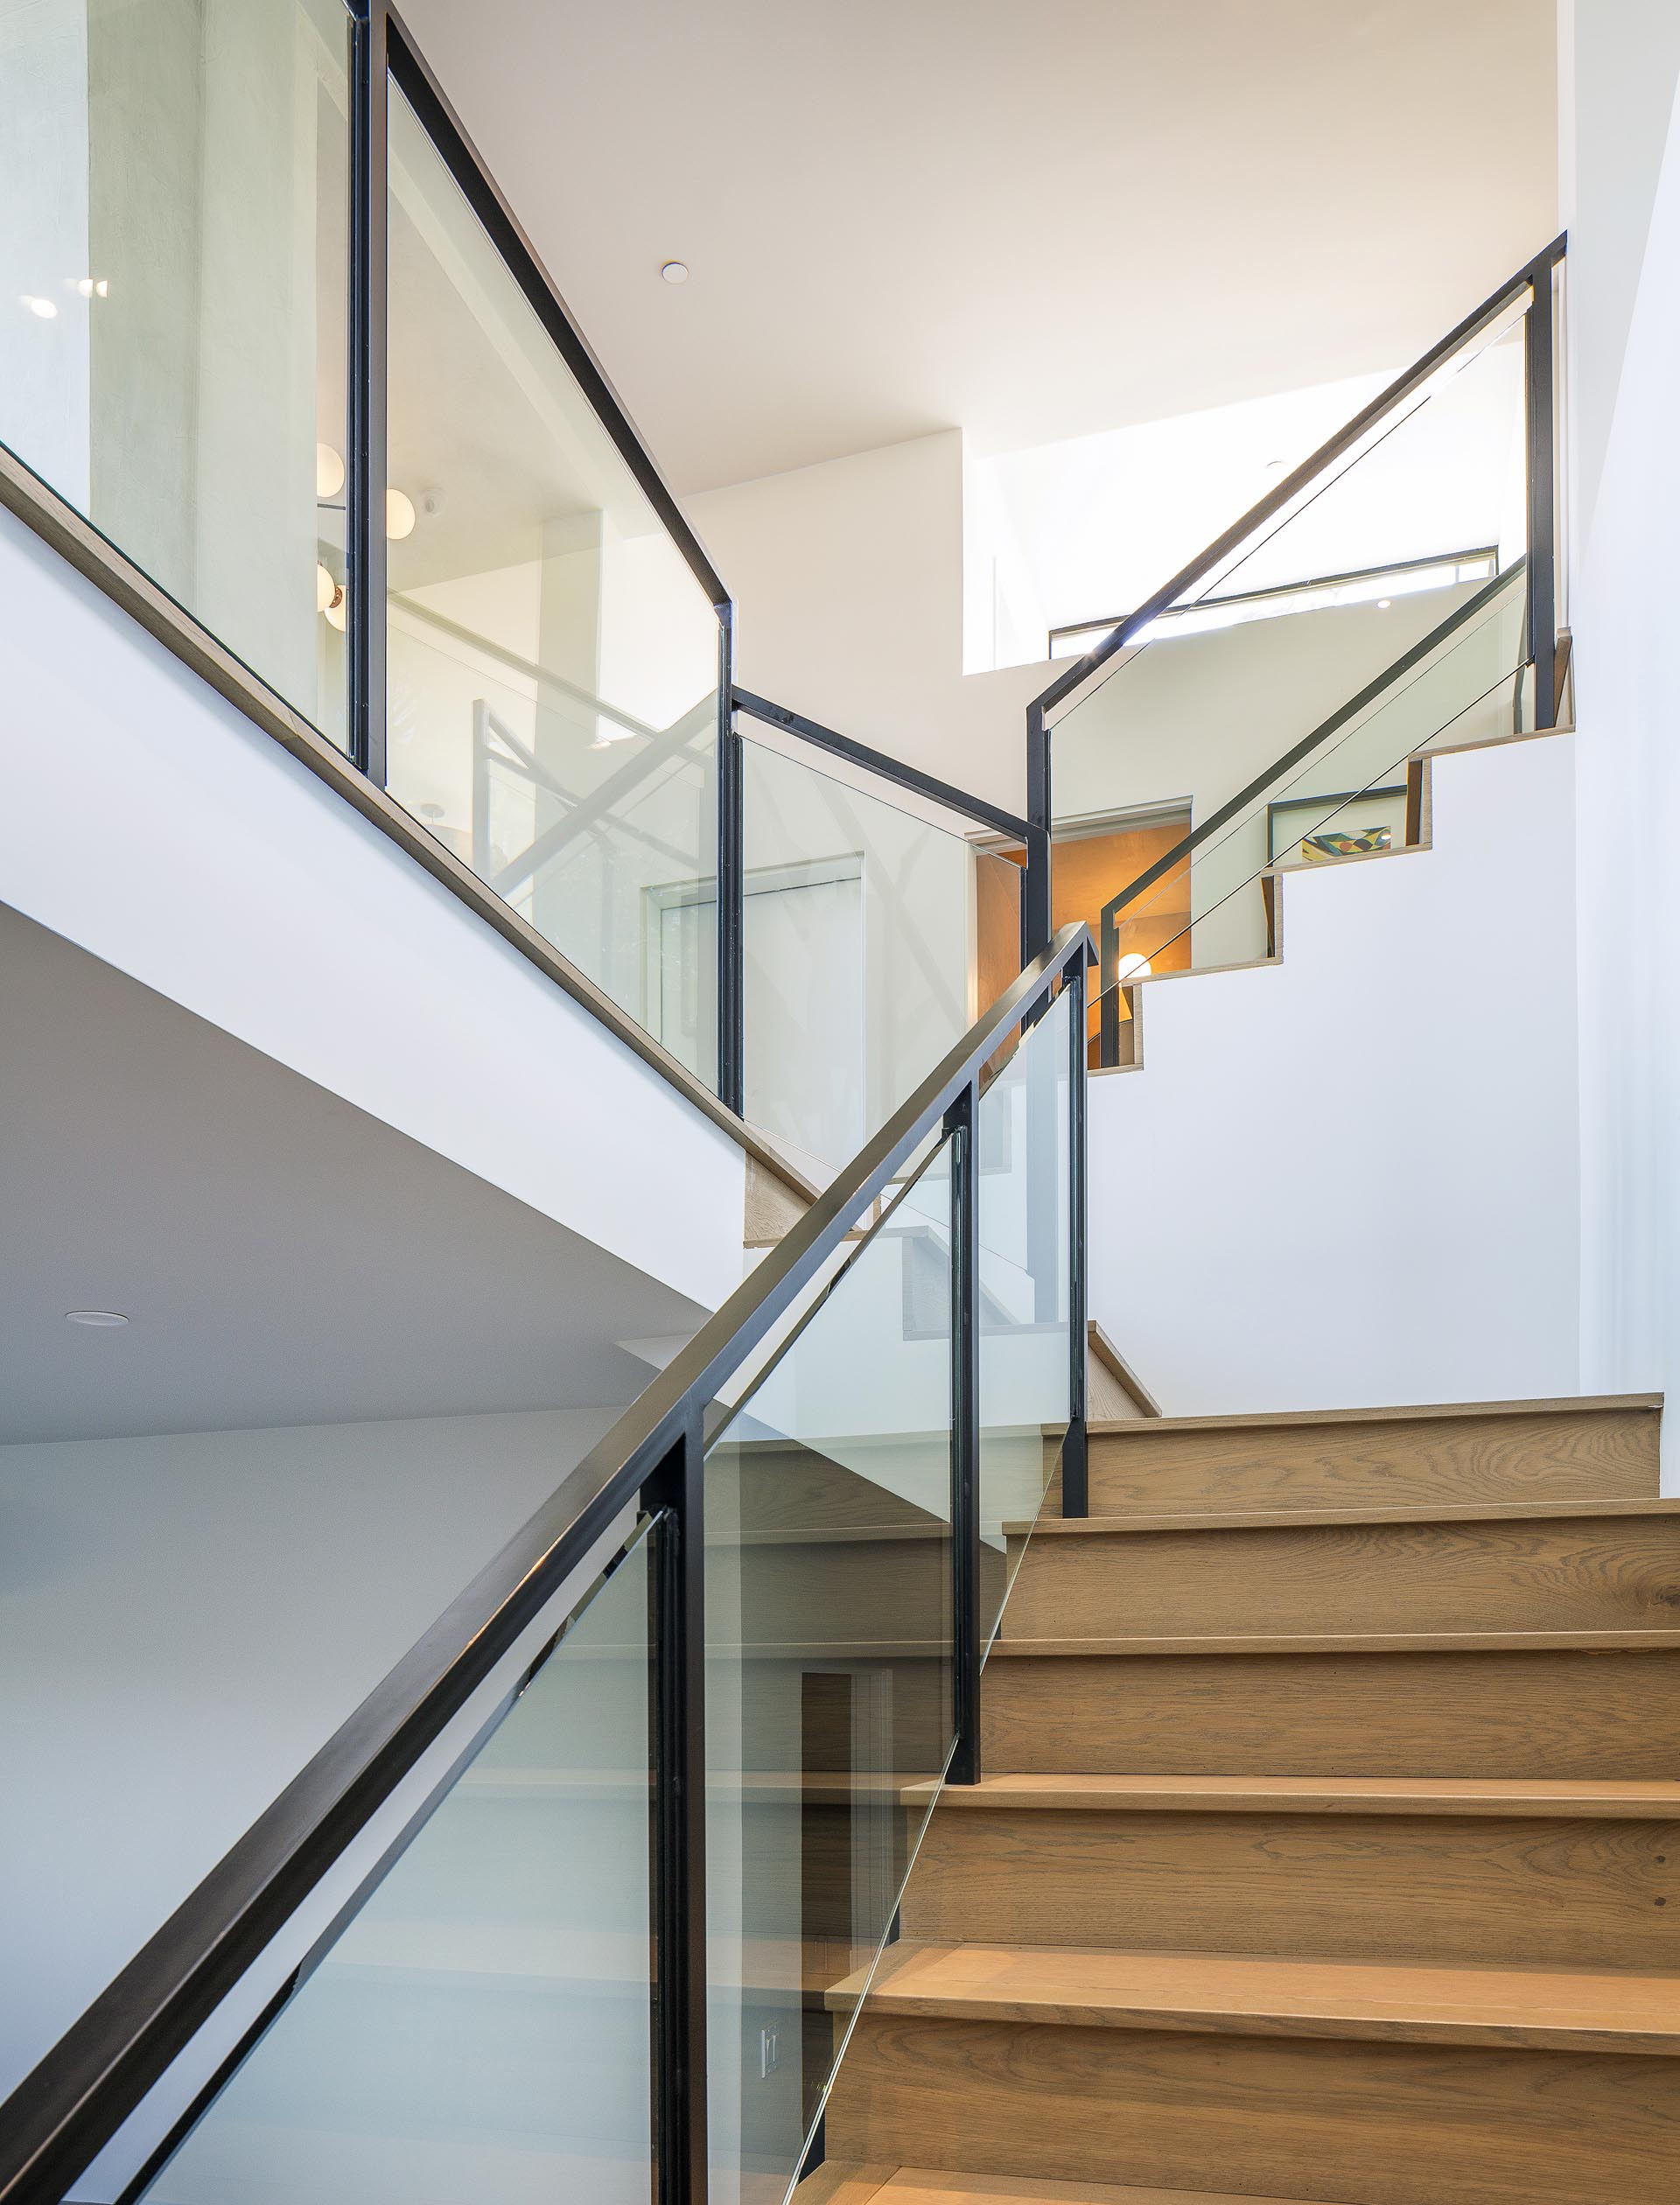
[1021,237,1568,974]
[0,923,1091,2205]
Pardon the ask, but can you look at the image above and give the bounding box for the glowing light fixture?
[386,486,416,540]
[22,295,57,319]
[74,278,109,299]
[316,443,345,500]
[1115,954,1153,986]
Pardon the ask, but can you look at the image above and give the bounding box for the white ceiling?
[396,0,1558,494]
[0,906,704,1444]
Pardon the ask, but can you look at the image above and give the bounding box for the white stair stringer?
[1091,727,1581,1422]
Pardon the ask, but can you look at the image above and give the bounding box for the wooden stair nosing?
[904,1772,1680,1818]
[798,2170,1348,2205]
[1084,1393,1662,1438]
[1008,1497,1680,1536]
[833,1940,1680,2056]
[989,1628,1680,1657]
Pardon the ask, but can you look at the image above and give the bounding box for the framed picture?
[1267,784,1408,868]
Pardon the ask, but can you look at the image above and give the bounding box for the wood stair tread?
[1008,1497,1680,1536]
[833,1940,1680,2054]
[796,2167,1340,2205]
[1086,1394,1662,1438]
[990,1628,1680,1656]
[906,1773,1680,1817]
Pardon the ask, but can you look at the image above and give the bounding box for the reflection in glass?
[704,1144,956,2205]
[135,1529,659,2205]
[384,88,722,1081]
[742,735,1022,1173]
[0,0,354,746]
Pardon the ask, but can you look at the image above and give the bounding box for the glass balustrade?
[1092,562,1529,1025]
[383,85,725,1082]
[1041,299,1544,1060]
[0,0,354,747]
[740,732,1023,1176]
[125,1527,662,2205]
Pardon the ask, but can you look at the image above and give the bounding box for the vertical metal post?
[1524,256,1558,733]
[348,0,389,785]
[947,1080,982,1786]
[716,613,745,1115]
[1097,900,1121,1069]
[1062,956,1089,1520]
[647,1418,708,2205]
[1023,704,1054,962]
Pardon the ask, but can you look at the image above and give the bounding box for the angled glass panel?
[977,984,1072,1645]
[1096,563,1527,998]
[703,1142,956,2205]
[384,88,722,1086]
[130,1527,659,2205]
[0,0,353,746]
[742,732,1021,1175]
[1048,308,1536,1049]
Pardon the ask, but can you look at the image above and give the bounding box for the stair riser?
[1004,1517,1680,1637]
[983,1648,1680,1779]
[1052,1408,1660,1517]
[719,1536,1000,1649]
[903,1805,1680,1970]
[825,2013,1680,2205]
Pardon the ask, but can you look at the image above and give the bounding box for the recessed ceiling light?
[661,261,690,284]
[22,295,58,319]
[66,1309,129,1326]
[1376,598,1393,609]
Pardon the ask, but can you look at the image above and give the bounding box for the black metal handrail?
[731,689,1049,984]
[733,689,1033,844]
[0,921,1093,2205]
[1020,235,1566,956]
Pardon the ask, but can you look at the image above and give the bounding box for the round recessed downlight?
[661,260,690,284]
[1376,597,1393,609]
[66,1310,129,1326]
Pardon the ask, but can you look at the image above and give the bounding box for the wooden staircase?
[808,1395,1680,2205]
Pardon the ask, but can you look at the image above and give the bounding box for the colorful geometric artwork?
[1300,824,1392,863]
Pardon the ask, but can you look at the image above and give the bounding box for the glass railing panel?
[1048,308,1531,891]
[126,1523,659,2205]
[387,597,720,1084]
[978,984,1072,1643]
[741,732,1022,1175]
[1099,564,1528,989]
[704,1140,956,2205]
[384,86,723,1082]
[0,0,354,747]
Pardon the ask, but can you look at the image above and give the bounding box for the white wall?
[1091,732,1582,1418]
[1563,2,1680,1462]
[689,430,1051,816]
[0,1404,621,2106]
[0,506,746,1312]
